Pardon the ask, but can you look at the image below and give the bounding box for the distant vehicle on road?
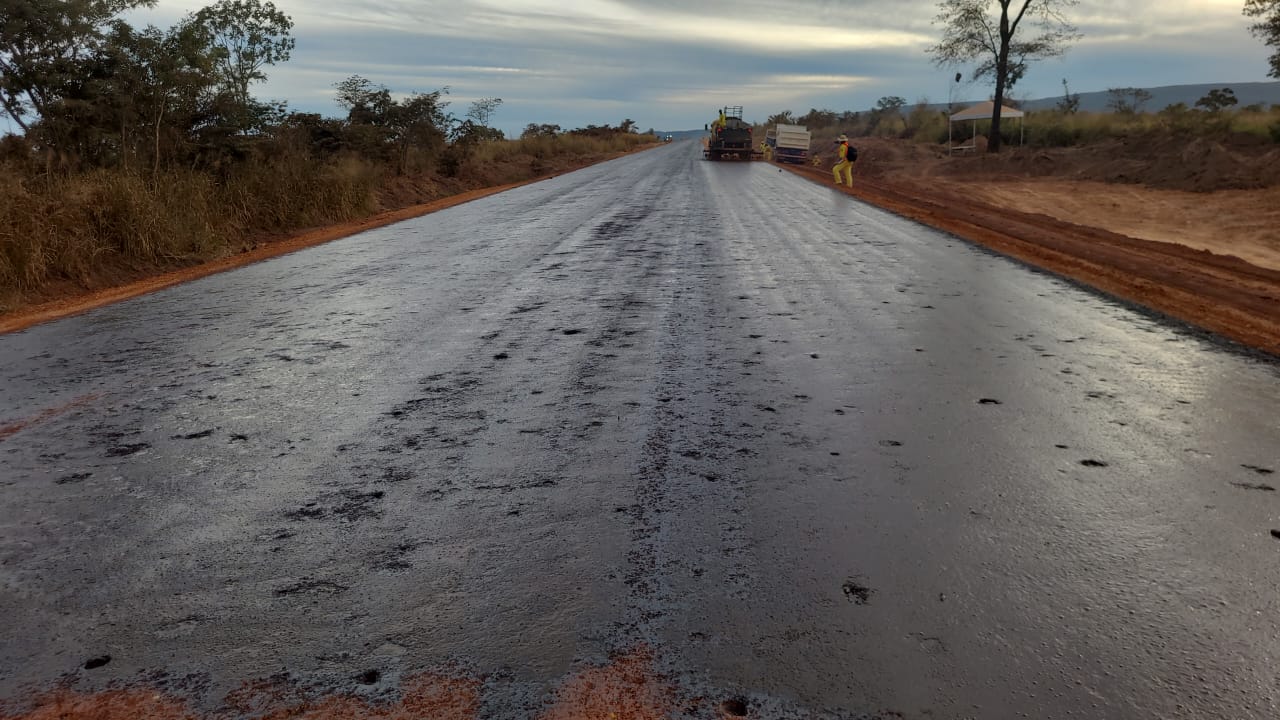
[665,135,673,142]
[772,123,811,164]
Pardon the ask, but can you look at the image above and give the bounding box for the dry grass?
[0,132,650,313]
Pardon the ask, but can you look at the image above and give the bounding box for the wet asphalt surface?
[2,142,1280,719]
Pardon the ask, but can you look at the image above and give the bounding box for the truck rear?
[706,106,754,160]
[772,123,811,164]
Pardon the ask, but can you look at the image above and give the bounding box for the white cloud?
[128,0,1275,134]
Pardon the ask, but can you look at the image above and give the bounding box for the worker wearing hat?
[832,134,854,186]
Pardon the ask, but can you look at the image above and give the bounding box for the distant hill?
[1007,81,1280,113]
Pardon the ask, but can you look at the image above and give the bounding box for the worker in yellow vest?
[832,134,855,186]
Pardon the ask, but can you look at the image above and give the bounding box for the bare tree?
[1245,0,1280,78]
[1056,78,1079,114]
[929,0,1079,152]
[465,97,502,127]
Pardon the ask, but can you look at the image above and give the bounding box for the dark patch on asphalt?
[83,655,111,670]
[229,433,249,443]
[172,428,216,439]
[493,352,510,360]
[842,578,873,605]
[1080,459,1109,468]
[879,440,902,447]
[1232,482,1276,491]
[1271,530,1280,540]
[285,503,326,520]
[561,328,584,335]
[1243,464,1275,475]
[357,669,380,685]
[104,442,149,457]
[381,467,414,483]
[978,398,1002,405]
[720,698,749,716]
[274,579,348,597]
[56,472,93,484]
[328,489,386,521]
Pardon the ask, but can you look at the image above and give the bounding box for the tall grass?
[0,132,652,311]
[962,106,1280,148]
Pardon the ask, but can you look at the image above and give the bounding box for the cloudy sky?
[128,0,1274,136]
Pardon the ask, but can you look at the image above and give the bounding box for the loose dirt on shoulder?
[958,180,1280,272]
[793,135,1280,356]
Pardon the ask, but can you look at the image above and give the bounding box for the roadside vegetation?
[754,0,1280,155]
[0,0,651,313]
[758,89,1280,155]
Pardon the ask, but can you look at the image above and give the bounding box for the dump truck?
[772,123,811,164]
[705,106,754,160]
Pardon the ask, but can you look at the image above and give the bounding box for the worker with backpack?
[832,134,857,186]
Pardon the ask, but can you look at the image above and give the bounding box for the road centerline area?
[2,143,1278,719]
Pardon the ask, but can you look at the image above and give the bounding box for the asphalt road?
[2,142,1279,719]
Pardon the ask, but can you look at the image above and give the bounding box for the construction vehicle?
[772,123,811,164]
[704,106,755,160]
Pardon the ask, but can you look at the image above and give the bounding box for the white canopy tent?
[949,101,1024,153]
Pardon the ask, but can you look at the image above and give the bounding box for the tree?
[334,75,393,125]
[1196,87,1238,112]
[798,108,837,129]
[188,0,293,113]
[766,110,795,126]
[334,75,450,172]
[1244,0,1280,78]
[465,96,501,127]
[1105,87,1153,115]
[104,21,219,173]
[521,123,560,138]
[1055,78,1079,114]
[929,0,1079,152]
[871,96,907,135]
[619,118,637,133]
[876,96,907,113]
[0,0,156,132]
